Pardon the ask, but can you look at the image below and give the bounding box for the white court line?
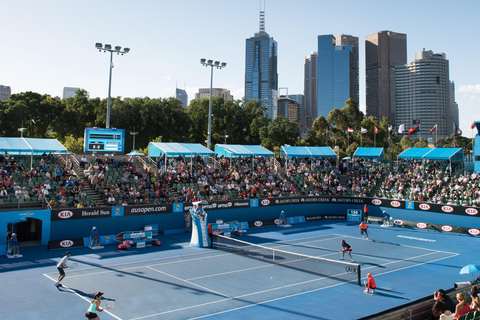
[145,266,231,299]
[43,273,122,320]
[48,251,234,279]
[334,233,459,255]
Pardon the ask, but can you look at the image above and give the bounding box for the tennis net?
[214,234,361,286]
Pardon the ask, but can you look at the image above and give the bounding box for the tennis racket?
[105,301,116,309]
[68,262,78,269]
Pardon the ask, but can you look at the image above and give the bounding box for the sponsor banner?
[112,206,124,217]
[390,219,479,236]
[248,219,277,228]
[183,200,250,212]
[173,203,183,213]
[406,201,414,210]
[323,214,347,220]
[124,204,172,216]
[412,202,479,217]
[305,215,323,221]
[48,238,84,250]
[250,199,259,207]
[259,196,366,207]
[287,216,306,224]
[51,208,112,221]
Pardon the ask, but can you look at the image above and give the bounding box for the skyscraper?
[395,49,458,137]
[0,85,11,101]
[176,88,188,108]
[63,87,80,99]
[336,34,359,104]
[365,31,407,126]
[245,9,278,119]
[195,88,233,101]
[289,94,306,137]
[304,52,317,129]
[317,35,354,119]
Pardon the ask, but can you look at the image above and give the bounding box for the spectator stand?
[0,138,69,209]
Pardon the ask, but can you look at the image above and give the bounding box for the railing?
[208,156,221,170]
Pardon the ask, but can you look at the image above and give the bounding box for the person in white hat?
[91,227,100,247]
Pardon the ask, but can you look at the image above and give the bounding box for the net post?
[357,264,361,286]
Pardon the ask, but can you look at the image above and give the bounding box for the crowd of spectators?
[376,159,480,206]
[3,150,480,210]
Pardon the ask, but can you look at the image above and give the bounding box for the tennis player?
[85,291,104,319]
[359,222,369,239]
[55,251,71,287]
[341,240,354,262]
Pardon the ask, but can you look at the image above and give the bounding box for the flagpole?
[453,123,455,148]
[374,128,376,148]
[435,124,437,148]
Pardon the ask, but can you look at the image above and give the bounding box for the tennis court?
[3,220,476,319]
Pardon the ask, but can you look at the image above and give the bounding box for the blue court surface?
[2,220,478,320]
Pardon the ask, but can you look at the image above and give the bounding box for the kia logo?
[58,210,74,219]
[417,223,427,229]
[254,221,263,227]
[393,220,403,225]
[274,219,281,225]
[466,208,478,216]
[441,206,454,213]
[60,240,73,247]
[468,229,480,236]
[345,266,358,273]
[372,199,382,205]
[441,225,453,232]
[419,204,430,210]
[261,199,270,206]
[391,201,401,207]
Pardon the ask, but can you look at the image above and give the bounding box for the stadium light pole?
[130,126,139,152]
[200,59,226,150]
[95,43,130,129]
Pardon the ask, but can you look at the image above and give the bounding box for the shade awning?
[215,144,274,158]
[148,142,214,157]
[353,147,385,160]
[0,138,69,155]
[280,146,336,158]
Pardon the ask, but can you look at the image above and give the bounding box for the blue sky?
[1,0,479,135]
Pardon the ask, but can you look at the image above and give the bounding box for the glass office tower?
[245,10,278,119]
[317,35,353,119]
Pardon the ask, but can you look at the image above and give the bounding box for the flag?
[407,125,420,135]
[374,126,378,134]
[471,123,476,129]
[347,127,354,133]
[429,124,437,134]
[455,124,462,136]
[398,124,405,134]
[361,127,367,134]
[388,126,392,132]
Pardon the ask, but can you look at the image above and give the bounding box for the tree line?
[0,90,472,159]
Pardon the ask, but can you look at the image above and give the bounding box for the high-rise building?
[63,87,80,99]
[289,94,306,137]
[317,35,355,119]
[245,9,278,119]
[195,88,233,101]
[395,49,458,138]
[335,34,359,104]
[0,85,11,101]
[277,96,300,124]
[365,31,407,126]
[304,52,317,129]
[176,88,188,107]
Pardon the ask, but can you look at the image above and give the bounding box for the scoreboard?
[84,127,125,153]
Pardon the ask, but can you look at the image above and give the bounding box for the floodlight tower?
[95,43,130,129]
[200,58,227,150]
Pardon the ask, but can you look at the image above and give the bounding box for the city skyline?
[1,0,479,135]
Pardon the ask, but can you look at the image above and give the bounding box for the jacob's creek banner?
[51,197,479,220]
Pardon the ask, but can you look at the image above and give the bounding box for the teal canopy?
[280,146,336,158]
[215,144,274,158]
[0,138,68,155]
[397,148,463,161]
[353,147,385,160]
[148,142,214,158]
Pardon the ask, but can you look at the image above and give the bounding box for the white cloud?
[161,76,171,81]
[457,84,480,93]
